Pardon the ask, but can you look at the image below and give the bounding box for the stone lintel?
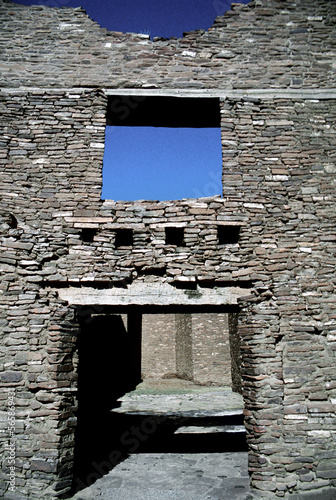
[149,221,244,228]
[57,283,248,306]
[104,88,336,100]
[64,218,244,228]
[2,87,336,100]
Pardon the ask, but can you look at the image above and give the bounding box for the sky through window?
[102,126,222,201]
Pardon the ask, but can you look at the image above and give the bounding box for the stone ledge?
[56,283,250,306]
[2,87,336,100]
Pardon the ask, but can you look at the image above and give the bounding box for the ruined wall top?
[0,0,335,90]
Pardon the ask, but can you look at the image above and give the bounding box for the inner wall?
[113,311,241,390]
[141,313,234,386]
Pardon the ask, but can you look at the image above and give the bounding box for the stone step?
[174,425,246,434]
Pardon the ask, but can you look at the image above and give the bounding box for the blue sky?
[11,0,249,201]
[11,0,249,38]
[103,127,222,201]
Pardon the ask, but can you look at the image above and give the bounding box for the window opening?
[81,228,97,243]
[218,225,240,245]
[115,228,133,247]
[165,227,185,246]
[102,96,222,201]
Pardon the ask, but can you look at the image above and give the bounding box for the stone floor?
[69,380,254,500]
[70,452,253,500]
[113,379,245,417]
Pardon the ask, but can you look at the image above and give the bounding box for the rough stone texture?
[69,452,252,500]
[141,313,233,386]
[113,382,244,416]
[0,0,336,498]
[141,314,177,379]
[192,313,232,386]
[0,0,336,89]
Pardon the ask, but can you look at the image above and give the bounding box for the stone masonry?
[141,313,234,386]
[0,0,336,498]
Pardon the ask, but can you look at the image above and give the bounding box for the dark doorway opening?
[70,307,246,496]
[70,312,142,494]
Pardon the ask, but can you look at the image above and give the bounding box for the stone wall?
[0,0,335,89]
[192,313,232,386]
[141,313,233,386]
[0,0,336,498]
[141,314,177,379]
[227,96,336,497]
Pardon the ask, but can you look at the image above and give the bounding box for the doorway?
[70,307,245,495]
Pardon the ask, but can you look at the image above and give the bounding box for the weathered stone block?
[30,459,57,473]
[1,372,23,383]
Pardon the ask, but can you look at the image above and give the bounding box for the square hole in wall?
[102,96,222,202]
[217,225,240,244]
[81,228,97,243]
[115,229,133,247]
[165,227,185,246]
